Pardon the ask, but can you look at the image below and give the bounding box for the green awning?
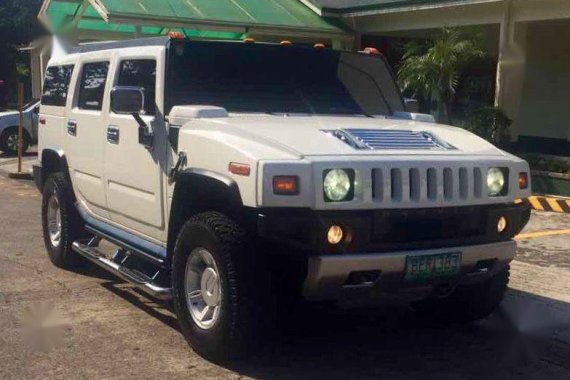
[302,0,484,16]
[39,0,349,41]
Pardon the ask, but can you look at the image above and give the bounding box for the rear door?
[104,49,168,241]
[38,65,74,157]
[65,58,111,219]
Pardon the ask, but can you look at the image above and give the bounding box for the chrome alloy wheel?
[46,195,62,247]
[185,247,222,330]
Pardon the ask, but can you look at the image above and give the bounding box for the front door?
[104,57,168,241]
[66,60,110,219]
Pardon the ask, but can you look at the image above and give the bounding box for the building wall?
[512,21,570,143]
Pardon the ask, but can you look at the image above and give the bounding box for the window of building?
[41,65,74,107]
[78,62,109,110]
[117,60,157,115]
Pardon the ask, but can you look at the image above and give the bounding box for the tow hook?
[434,283,455,298]
[169,151,187,184]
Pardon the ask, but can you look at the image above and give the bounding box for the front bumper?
[302,240,515,300]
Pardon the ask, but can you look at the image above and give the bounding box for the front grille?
[326,129,456,150]
[372,166,485,204]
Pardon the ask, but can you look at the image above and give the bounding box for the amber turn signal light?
[518,172,529,189]
[273,176,299,195]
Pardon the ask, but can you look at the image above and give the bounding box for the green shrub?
[463,106,511,147]
[521,154,570,175]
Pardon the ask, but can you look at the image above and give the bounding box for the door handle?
[107,126,120,144]
[67,120,77,136]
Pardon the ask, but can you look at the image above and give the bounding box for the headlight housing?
[487,167,508,196]
[323,169,354,202]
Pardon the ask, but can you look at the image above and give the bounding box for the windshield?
[167,41,404,116]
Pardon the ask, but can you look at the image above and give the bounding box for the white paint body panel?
[38,40,531,247]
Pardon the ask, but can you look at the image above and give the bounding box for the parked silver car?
[0,99,39,155]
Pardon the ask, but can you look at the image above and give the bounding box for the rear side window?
[78,62,109,110]
[117,60,157,115]
[41,65,74,107]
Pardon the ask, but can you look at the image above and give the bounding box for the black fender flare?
[167,168,244,257]
[36,148,69,192]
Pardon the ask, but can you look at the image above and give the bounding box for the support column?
[494,0,528,141]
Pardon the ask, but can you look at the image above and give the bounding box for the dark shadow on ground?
[76,260,570,379]
[0,151,37,159]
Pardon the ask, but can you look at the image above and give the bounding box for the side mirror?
[111,86,154,150]
[110,86,145,114]
[404,98,420,113]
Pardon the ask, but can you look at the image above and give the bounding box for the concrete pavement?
[0,162,569,379]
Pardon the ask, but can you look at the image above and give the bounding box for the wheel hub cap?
[184,248,222,330]
[46,195,61,247]
[200,267,220,307]
[6,134,18,150]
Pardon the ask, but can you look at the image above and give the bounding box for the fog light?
[497,216,508,233]
[327,225,344,245]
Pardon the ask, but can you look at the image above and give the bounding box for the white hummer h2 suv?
[35,36,531,359]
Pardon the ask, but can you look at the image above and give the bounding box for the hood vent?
[324,129,456,151]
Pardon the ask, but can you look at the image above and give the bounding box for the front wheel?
[413,266,510,323]
[172,212,270,361]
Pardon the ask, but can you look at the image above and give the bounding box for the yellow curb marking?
[546,197,564,213]
[516,229,570,240]
[527,196,544,211]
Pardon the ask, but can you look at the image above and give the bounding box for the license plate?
[405,252,462,281]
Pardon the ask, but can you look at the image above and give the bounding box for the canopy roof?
[39,0,349,41]
[301,0,489,16]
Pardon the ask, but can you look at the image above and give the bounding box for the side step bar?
[72,241,172,301]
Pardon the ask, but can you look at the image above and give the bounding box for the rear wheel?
[0,127,29,155]
[172,212,270,361]
[41,173,86,268]
[413,266,510,323]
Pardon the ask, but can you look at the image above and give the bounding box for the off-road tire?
[172,211,270,361]
[41,172,86,268]
[413,266,510,323]
[0,127,29,156]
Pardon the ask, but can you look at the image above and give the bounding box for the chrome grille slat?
[373,165,487,204]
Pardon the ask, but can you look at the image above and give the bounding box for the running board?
[72,241,172,301]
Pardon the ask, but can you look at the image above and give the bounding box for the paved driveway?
[0,169,569,379]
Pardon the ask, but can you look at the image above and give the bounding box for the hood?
[0,111,19,118]
[188,114,505,158]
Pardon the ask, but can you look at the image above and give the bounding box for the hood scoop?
[323,128,456,151]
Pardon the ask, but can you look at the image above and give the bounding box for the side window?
[117,60,157,115]
[78,62,109,111]
[41,65,74,107]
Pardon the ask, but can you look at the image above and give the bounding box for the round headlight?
[324,169,351,202]
[487,168,505,196]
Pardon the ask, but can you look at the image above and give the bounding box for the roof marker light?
[244,38,255,44]
[359,47,380,55]
[280,40,292,46]
[313,43,326,50]
[168,31,185,39]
